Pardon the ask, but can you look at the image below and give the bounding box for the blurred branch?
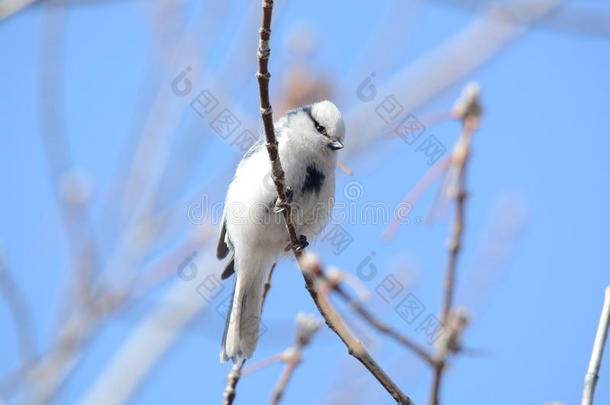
[429,83,481,405]
[270,314,321,405]
[0,252,36,367]
[431,0,610,38]
[19,6,102,404]
[581,286,610,405]
[254,2,413,403]
[383,156,451,241]
[76,256,219,405]
[0,0,144,21]
[38,0,101,311]
[242,354,285,377]
[344,0,557,157]
[0,0,37,20]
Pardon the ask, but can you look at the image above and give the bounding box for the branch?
[429,83,482,405]
[321,268,435,366]
[0,0,37,20]
[223,362,244,405]
[301,255,413,404]
[343,0,556,157]
[269,314,321,405]
[75,258,219,405]
[581,286,610,405]
[0,252,36,367]
[254,2,413,403]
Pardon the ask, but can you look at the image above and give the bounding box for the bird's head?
[284,100,345,152]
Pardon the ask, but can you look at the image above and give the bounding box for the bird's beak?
[329,139,344,150]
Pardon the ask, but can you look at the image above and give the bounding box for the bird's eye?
[314,122,327,135]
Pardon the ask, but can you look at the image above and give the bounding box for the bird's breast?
[301,164,326,196]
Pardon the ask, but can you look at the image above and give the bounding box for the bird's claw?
[273,199,287,214]
[285,235,309,252]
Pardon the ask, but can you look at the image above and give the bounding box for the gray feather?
[221,257,235,279]
[217,220,230,259]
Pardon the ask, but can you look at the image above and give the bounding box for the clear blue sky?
[1,0,609,404]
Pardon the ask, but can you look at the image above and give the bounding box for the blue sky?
[1,0,609,404]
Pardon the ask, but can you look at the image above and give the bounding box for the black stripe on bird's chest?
[301,164,326,195]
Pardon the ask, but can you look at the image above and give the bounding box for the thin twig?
[301,255,413,404]
[269,314,321,405]
[254,2,412,403]
[0,253,36,367]
[343,0,557,157]
[383,156,452,241]
[223,361,244,405]
[581,286,610,405]
[242,353,285,377]
[322,268,435,366]
[429,83,481,405]
[269,351,300,405]
[262,264,276,303]
[0,0,37,20]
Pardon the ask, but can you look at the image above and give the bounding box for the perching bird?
[217,100,345,364]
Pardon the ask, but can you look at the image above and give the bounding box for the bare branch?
[254,2,413,403]
[429,83,482,405]
[322,268,435,366]
[440,83,482,323]
[581,286,610,405]
[269,314,321,405]
[343,0,557,158]
[0,0,37,20]
[223,362,244,405]
[0,252,36,367]
[242,354,285,377]
[76,258,219,405]
[301,255,413,404]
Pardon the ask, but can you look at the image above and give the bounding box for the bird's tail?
[220,259,270,363]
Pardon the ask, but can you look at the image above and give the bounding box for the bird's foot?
[285,234,309,252]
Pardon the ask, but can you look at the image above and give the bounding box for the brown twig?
[223,362,244,405]
[321,267,435,366]
[429,83,481,405]
[581,286,610,405]
[254,2,412,403]
[262,264,276,303]
[301,255,413,404]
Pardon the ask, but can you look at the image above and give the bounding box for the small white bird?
[217,100,345,363]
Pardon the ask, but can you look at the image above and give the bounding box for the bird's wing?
[221,256,235,279]
[216,217,230,259]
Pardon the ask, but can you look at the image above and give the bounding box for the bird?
[217,100,345,364]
